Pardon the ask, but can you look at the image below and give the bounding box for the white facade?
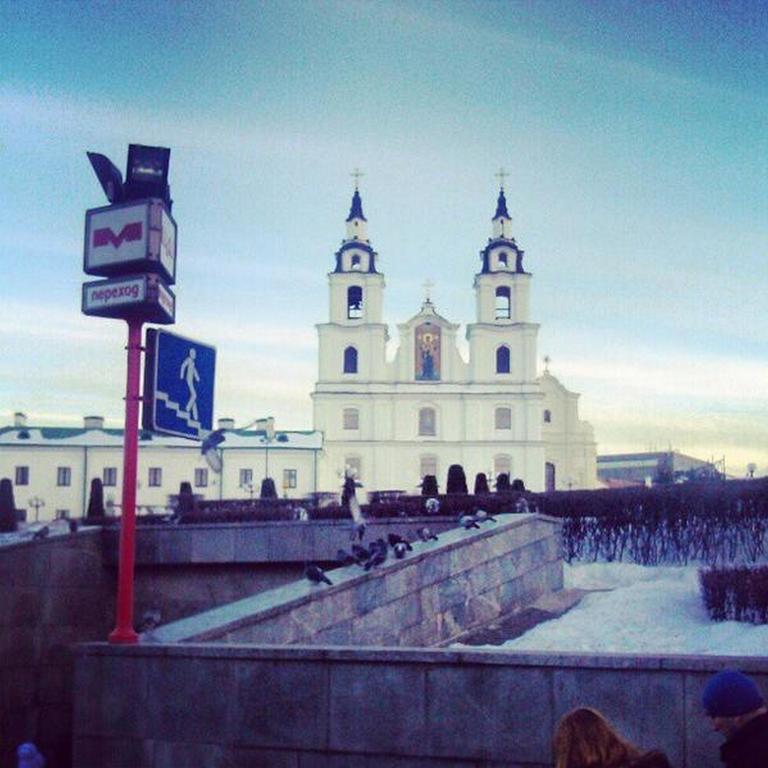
[0,413,322,522]
[312,185,598,493]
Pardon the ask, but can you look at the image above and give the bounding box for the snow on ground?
[500,562,768,656]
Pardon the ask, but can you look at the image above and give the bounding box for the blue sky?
[1,0,767,474]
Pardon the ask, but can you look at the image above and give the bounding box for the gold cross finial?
[351,167,364,190]
[495,167,509,190]
[422,279,434,303]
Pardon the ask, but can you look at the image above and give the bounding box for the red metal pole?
[108,317,143,644]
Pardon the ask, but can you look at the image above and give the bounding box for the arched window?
[347,286,363,319]
[343,408,359,430]
[418,407,436,436]
[494,455,512,478]
[495,286,511,319]
[545,462,556,492]
[543,409,552,423]
[343,346,358,374]
[351,254,361,270]
[498,252,508,268]
[496,345,510,373]
[420,455,438,479]
[495,407,512,430]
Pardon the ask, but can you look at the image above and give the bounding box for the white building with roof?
[312,183,597,494]
[1,181,597,520]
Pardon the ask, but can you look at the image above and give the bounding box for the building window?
[239,468,253,487]
[420,455,437,479]
[283,468,297,489]
[148,467,162,487]
[56,467,71,487]
[15,466,29,486]
[351,254,361,270]
[544,409,552,423]
[55,509,70,520]
[343,346,358,374]
[103,467,117,487]
[496,345,510,373]
[343,408,359,430]
[418,407,436,436]
[494,455,512,478]
[194,468,208,488]
[495,286,511,319]
[546,462,556,492]
[347,286,363,319]
[498,252,508,267]
[345,456,362,481]
[495,407,512,430]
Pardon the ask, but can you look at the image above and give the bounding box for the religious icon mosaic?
[415,322,440,381]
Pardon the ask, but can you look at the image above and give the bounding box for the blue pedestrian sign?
[143,329,216,440]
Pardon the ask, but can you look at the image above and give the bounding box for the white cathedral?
[1,181,598,520]
[312,183,597,494]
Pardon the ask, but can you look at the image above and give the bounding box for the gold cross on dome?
[495,167,509,190]
[422,279,434,302]
[351,167,364,190]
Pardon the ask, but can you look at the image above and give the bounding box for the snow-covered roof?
[0,426,323,450]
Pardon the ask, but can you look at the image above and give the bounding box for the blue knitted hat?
[702,670,764,717]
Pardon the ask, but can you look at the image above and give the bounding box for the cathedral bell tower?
[466,176,539,383]
[315,177,388,383]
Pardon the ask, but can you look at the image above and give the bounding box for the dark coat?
[720,711,768,768]
[629,750,672,768]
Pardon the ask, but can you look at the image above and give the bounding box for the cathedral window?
[418,407,436,436]
[495,407,512,430]
[351,254,361,270]
[496,345,510,373]
[498,252,508,267]
[420,455,438,479]
[343,346,358,374]
[343,408,359,430]
[494,455,512,478]
[495,286,511,319]
[347,286,363,319]
[543,409,552,423]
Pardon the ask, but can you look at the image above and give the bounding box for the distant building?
[0,412,322,522]
[597,451,721,487]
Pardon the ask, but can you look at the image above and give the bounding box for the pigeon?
[514,497,530,514]
[387,533,413,551]
[416,526,439,542]
[342,471,367,541]
[459,514,480,530]
[336,548,357,567]
[138,609,162,643]
[295,506,310,521]
[32,526,50,540]
[393,541,408,559]
[304,563,333,585]
[351,543,370,563]
[364,540,388,571]
[424,497,440,514]
[68,519,79,533]
[475,510,497,524]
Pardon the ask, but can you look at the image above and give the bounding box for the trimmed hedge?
[699,565,768,624]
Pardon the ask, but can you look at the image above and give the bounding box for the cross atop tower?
[351,167,364,190]
[495,167,509,190]
[422,279,434,304]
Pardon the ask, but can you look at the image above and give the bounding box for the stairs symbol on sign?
[155,391,202,433]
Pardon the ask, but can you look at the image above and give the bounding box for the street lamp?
[28,496,45,523]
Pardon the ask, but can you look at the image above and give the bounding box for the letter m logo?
[93,221,143,249]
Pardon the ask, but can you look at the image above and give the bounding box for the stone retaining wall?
[152,514,562,647]
[72,644,768,768]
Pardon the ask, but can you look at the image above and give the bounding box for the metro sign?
[82,272,175,324]
[84,198,176,284]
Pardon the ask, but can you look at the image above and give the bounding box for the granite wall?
[72,644,768,768]
[150,514,562,647]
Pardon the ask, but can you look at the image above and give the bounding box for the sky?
[1,0,767,475]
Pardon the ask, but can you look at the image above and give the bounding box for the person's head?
[702,669,766,738]
[553,707,640,768]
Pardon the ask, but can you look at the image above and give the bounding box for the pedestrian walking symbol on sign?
[143,329,216,440]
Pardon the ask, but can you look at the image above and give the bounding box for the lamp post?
[28,496,45,523]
